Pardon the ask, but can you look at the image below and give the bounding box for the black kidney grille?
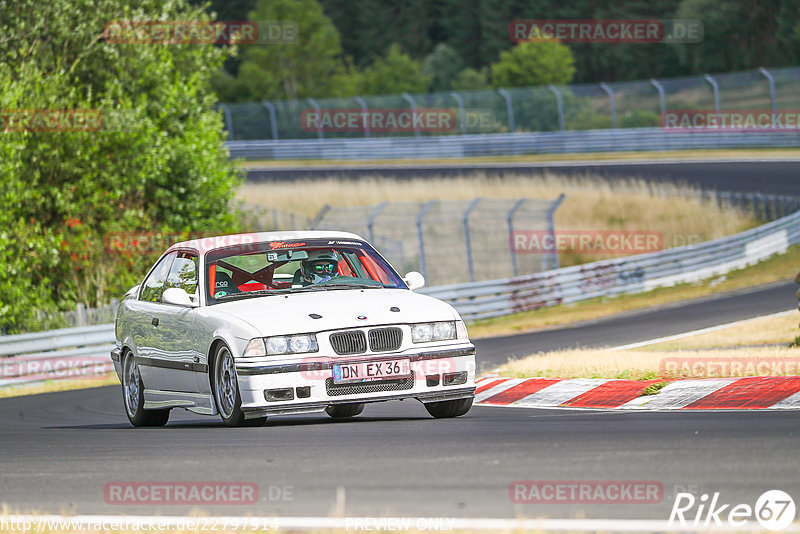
[368,327,403,352]
[330,330,367,355]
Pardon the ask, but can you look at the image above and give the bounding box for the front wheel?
[121,352,170,427]
[424,397,473,418]
[212,344,266,427]
[326,403,365,419]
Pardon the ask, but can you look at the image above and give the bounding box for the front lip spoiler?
[236,346,476,376]
[240,386,475,418]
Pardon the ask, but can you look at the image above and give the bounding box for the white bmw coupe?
[112,231,476,427]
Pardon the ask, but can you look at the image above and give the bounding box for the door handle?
[151,317,159,327]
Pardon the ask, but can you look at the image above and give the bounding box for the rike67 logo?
[670,490,796,531]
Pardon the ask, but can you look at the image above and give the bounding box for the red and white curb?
[474,375,800,410]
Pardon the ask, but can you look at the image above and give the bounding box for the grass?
[0,375,119,398]
[493,312,800,380]
[468,241,800,339]
[236,147,800,168]
[240,172,755,269]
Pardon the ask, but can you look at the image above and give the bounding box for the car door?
[130,252,176,392]
[157,250,204,393]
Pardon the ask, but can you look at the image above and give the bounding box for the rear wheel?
[122,352,170,427]
[212,344,267,427]
[326,403,365,419]
[424,397,473,418]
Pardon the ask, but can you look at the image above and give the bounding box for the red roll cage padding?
[357,250,381,282]
[208,263,217,295]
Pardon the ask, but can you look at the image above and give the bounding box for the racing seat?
[213,271,242,296]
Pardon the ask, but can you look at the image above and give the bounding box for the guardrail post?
[497,88,515,133]
[546,194,566,270]
[649,78,667,119]
[218,104,235,141]
[600,82,617,129]
[309,204,331,229]
[507,198,526,276]
[76,303,87,328]
[449,91,467,135]
[307,98,324,139]
[402,93,420,138]
[548,85,565,131]
[416,201,437,279]
[366,201,389,244]
[261,101,279,140]
[353,96,370,138]
[462,198,482,282]
[759,67,777,125]
[704,74,721,127]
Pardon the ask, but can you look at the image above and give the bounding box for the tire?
[326,403,365,419]
[121,351,170,427]
[212,344,267,427]
[424,397,473,418]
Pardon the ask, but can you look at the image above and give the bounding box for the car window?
[140,252,177,303]
[165,252,198,297]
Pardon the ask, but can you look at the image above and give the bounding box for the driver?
[298,250,339,285]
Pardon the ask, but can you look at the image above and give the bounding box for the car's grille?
[368,327,403,352]
[330,330,367,355]
[325,376,414,396]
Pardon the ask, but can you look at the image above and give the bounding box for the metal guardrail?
[0,324,115,387]
[420,209,800,321]
[2,208,799,387]
[226,128,800,160]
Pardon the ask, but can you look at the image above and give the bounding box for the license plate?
[332,359,411,384]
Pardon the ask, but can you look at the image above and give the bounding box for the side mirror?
[125,285,140,298]
[163,287,198,307]
[403,271,425,291]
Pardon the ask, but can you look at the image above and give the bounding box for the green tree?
[452,68,491,91]
[232,0,355,101]
[359,43,432,95]
[423,43,464,92]
[0,0,239,331]
[490,40,575,88]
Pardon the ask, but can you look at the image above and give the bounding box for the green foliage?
[619,110,661,128]
[0,0,240,332]
[359,44,432,96]
[451,68,491,92]
[490,41,575,89]
[422,44,464,92]
[231,0,356,101]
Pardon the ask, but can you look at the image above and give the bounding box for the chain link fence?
[220,67,800,141]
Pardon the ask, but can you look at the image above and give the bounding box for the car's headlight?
[411,321,457,343]
[265,334,319,356]
[243,338,267,357]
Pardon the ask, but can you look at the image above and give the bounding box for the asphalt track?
[1,282,799,521]
[246,159,800,196]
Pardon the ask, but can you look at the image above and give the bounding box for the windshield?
[204,238,405,304]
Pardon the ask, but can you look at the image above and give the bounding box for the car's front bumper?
[235,345,476,419]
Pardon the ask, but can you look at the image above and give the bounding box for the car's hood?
[211,288,458,336]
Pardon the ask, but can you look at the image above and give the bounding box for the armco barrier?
[1,209,798,387]
[0,324,116,387]
[226,128,800,160]
[419,209,800,321]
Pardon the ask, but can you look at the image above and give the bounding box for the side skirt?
[143,389,218,415]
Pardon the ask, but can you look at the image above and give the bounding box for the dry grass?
[496,346,800,380]
[239,173,754,264]
[236,147,800,168]
[642,311,800,351]
[0,375,119,399]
